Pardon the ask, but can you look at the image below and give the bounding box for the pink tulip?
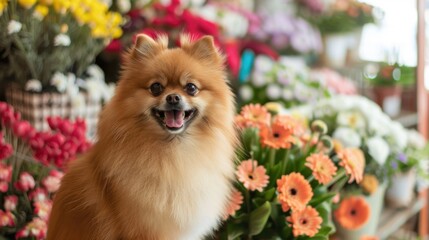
[29,188,48,202]
[0,143,13,160]
[42,175,61,193]
[12,120,34,139]
[4,195,18,211]
[0,163,12,182]
[0,210,15,227]
[0,181,8,192]
[15,172,35,191]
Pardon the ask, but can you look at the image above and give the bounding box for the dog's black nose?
[166,94,181,105]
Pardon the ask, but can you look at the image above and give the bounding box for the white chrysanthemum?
[239,85,254,102]
[25,79,42,92]
[389,121,408,150]
[254,55,274,73]
[54,34,71,46]
[367,137,390,165]
[282,88,294,100]
[266,84,281,100]
[333,127,361,148]
[87,64,105,82]
[50,72,68,92]
[336,111,366,129]
[85,79,103,102]
[407,129,427,149]
[8,20,22,35]
[117,0,131,13]
[219,11,249,38]
[251,72,268,87]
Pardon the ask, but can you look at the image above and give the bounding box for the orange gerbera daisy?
[334,196,371,230]
[223,189,243,220]
[277,172,313,211]
[260,116,296,149]
[305,153,337,185]
[236,160,269,192]
[287,206,323,237]
[337,148,365,183]
[235,104,271,129]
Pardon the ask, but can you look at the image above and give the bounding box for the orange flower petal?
[338,148,365,183]
[305,153,337,185]
[287,206,322,237]
[277,173,313,211]
[235,104,271,129]
[236,160,269,192]
[334,196,371,230]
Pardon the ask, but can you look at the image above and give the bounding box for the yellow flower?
[34,5,49,19]
[53,0,71,14]
[264,102,282,115]
[18,0,37,9]
[359,174,379,195]
[91,26,107,38]
[111,27,123,39]
[0,0,7,16]
[40,0,53,5]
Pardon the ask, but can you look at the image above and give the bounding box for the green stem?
[326,168,346,188]
[282,149,291,175]
[268,148,276,168]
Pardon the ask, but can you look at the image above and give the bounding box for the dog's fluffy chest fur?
[104,135,235,239]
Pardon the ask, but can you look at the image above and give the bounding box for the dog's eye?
[185,83,198,96]
[150,83,163,96]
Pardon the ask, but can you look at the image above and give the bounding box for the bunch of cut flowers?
[0,0,123,91]
[218,103,364,239]
[0,102,91,239]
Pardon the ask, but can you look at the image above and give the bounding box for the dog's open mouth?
[152,108,197,131]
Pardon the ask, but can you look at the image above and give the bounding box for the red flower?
[0,143,13,160]
[0,181,8,192]
[12,120,34,139]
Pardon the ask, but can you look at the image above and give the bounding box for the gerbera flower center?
[300,218,308,225]
[273,132,280,138]
[350,209,356,216]
[290,188,297,196]
[248,174,254,180]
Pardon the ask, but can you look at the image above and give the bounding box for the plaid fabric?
[6,87,102,137]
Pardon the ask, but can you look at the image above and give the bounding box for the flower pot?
[5,86,101,137]
[335,182,387,240]
[322,29,362,68]
[371,85,402,117]
[385,170,416,208]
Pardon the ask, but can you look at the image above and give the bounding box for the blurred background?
[0,0,429,239]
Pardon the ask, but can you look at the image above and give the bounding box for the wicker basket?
[5,86,102,137]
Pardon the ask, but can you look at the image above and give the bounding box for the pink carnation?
[29,188,48,202]
[0,163,12,182]
[34,200,52,221]
[0,181,8,192]
[42,175,61,193]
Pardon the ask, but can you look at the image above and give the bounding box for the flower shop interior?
[1,0,429,239]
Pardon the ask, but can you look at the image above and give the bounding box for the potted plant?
[0,0,122,134]
[385,130,429,208]
[364,62,403,117]
[290,95,409,238]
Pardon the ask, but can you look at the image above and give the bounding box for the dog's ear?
[182,35,223,64]
[133,34,166,59]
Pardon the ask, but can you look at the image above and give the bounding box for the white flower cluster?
[44,65,116,109]
[290,95,409,166]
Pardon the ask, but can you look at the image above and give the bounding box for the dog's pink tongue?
[165,111,184,128]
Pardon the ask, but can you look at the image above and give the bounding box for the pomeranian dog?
[47,34,238,240]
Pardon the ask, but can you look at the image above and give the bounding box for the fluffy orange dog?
[47,34,237,240]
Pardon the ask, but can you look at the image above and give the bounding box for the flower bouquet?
[218,104,364,239]
[0,102,91,239]
[290,95,409,237]
[238,55,331,108]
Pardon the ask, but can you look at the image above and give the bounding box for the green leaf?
[227,224,245,240]
[249,201,272,236]
[309,192,336,208]
[263,188,276,201]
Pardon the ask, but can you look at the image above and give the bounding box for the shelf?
[376,197,426,239]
